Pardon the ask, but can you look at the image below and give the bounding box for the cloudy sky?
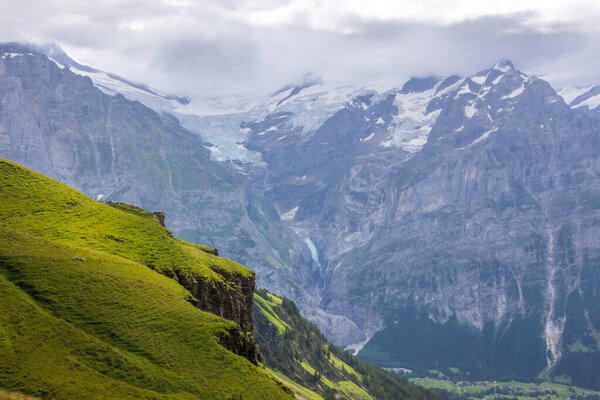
[1,0,600,97]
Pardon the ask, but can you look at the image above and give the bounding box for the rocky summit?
[2,42,600,389]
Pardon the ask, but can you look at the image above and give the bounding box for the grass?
[301,361,374,400]
[253,292,290,335]
[0,159,293,399]
[337,381,374,400]
[267,368,324,400]
[253,289,441,400]
[0,159,253,285]
[0,391,41,400]
[408,376,600,399]
[329,354,362,381]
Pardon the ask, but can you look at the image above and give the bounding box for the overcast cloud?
[1,0,600,97]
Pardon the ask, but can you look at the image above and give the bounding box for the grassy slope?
[0,159,292,400]
[0,159,251,283]
[253,289,442,400]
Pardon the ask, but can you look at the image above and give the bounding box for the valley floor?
[408,376,600,400]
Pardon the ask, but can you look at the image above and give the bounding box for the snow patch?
[388,86,442,152]
[70,66,183,114]
[361,132,375,142]
[574,93,600,110]
[177,113,265,165]
[400,137,429,151]
[470,75,487,85]
[458,128,498,150]
[464,105,478,118]
[492,74,504,85]
[2,52,31,59]
[455,81,473,98]
[46,56,65,69]
[280,206,299,221]
[345,333,374,356]
[502,83,526,99]
[558,85,592,105]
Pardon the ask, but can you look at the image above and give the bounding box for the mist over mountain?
[2,41,600,391]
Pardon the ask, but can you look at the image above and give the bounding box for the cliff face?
[177,267,255,334]
[173,261,261,363]
[103,201,261,362]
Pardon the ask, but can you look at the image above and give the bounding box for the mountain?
[559,84,600,118]
[0,42,313,324]
[174,60,600,388]
[253,289,440,400]
[3,42,600,389]
[0,158,292,399]
[237,61,600,388]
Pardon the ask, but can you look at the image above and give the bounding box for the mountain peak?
[400,76,439,94]
[296,72,323,88]
[274,72,322,96]
[23,41,98,73]
[492,60,515,73]
[33,42,66,58]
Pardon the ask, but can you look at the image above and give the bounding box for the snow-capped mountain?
[6,42,600,389]
[49,47,576,166]
[558,84,600,116]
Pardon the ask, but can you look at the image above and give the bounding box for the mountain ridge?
[3,42,600,389]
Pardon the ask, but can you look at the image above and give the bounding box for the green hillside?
[0,158,293,399]
[253,289,442,400]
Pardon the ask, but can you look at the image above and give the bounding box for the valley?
[408,376,600,400]
[1,40,600,393]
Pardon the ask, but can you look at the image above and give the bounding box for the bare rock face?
[152,211,166,227]
[237,62,600,387]
[174,265,261,363]
[176,266,256,334]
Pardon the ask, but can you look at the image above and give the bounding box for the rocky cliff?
[105,201,260,362]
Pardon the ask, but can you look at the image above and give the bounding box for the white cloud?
[0,0,599,96]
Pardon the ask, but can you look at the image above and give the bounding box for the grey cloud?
[0,1,598,97]
[313,13,586,84]
[151,37,260,95]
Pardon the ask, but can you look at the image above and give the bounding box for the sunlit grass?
[0,159,292,400]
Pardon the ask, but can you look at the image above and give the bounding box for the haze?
[1,0,599,97]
